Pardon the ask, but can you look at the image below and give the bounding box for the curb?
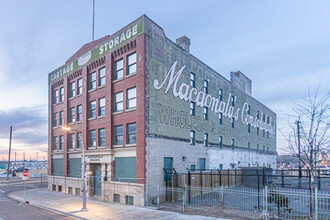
[7,190,87,220]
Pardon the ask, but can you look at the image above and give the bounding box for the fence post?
[187,169,191,204]
[262,168,265,187]
[256,169,260,211]
[234,169,236,186]
[265,186,268,220]
[315,187,318,220]
[281,169,284,188]
[217,169,222,187]
[210,170,213,188]
[200,170,202,196]
[220,185,224,209]
[182,186,185,213]
[227,169,230,186]
[317,170,321,190]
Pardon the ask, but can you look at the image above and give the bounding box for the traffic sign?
[23,171,29,177]
[22,176,29,180]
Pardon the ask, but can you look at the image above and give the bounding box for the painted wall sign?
[48,18,144,84]
[153,61,276,135]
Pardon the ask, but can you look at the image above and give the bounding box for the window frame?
[53,136,58,151]
[126,87,137,109]
[98,97,105,116]
[88,130,97,148]
[53,112,58,127]
[59,87,64,102]
[190,72,195,87]
[98,67,106,87]
[69,81,76,98]
[69,107,75,124]
[231,139,235,149]
[98,128,106,147]
[219,112,223,124]
[126,123,137,145]
[77,105,82,122]
[190,130,195,145]
[88,100,96,119]
[127,52,137,76]
[204,107,208,120]
[69,133,75,149]
[88,72,97,91]
[59,111,64,125]
[114,91,124,112]
[219,136,223,148]
[204,133,208,147]
[59,135,64,150]
[190,101,195,116]
[77,78,82,95]
[53,89,58,104]
[219,88,223,101]
[114,58,124,80]
[114,125,124,145]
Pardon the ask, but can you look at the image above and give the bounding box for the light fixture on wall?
[182,156,186,161]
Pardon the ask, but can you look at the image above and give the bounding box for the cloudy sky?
[0,0,329,160]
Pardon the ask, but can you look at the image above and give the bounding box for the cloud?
[0,105,48,149]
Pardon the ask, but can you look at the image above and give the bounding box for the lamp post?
[62,126,88,211]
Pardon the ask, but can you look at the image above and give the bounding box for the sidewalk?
[8,189,228,220]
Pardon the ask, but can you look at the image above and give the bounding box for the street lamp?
[62,126,88,211]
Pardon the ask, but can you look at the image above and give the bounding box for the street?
[0,178,73,220]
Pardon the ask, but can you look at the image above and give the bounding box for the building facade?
[48,15,276,206]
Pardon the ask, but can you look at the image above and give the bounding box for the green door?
[164,157,173,182]
[199,158,206,171]
[93,164,102,196]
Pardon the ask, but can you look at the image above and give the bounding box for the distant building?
[48,15,276,206]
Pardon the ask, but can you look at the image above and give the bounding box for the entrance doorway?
[164,157,173,183]
[93,164,102,196]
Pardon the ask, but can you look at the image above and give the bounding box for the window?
[88,100,96,118]
[263,145,265,153]
[127,87,136,109]
[248,124,251,133]
[199,158,206,171]
[190,164,196,172]
[257,128,259,136]
[204,107,208,120]
[127,52,136,76]
[219,136,223,148]
[127,123,136,144]
[114,125,123,145]
[53,137,58,150]
[69,133,75,149]
[113,194,120,203]
[219,164,223,170]
[231,117,234,128]
[77,133,82,148]
[88,130,96,148]
[114,92,123,112]
[204,133,208,147]
[114,59,123,80]
[99,67,106,86]
[257,144,259,153]
[98,128,106,147]
[59,87,64,102]
[59,136,64,150]
[69,81,76,98]
[219,113,223,124]
[267,131,269,138]
[59,111,64,125]
[77,105,82,122]
[53,89,58,104]
[190,102,195,116]
[69,107,75,123]
[219,89,223,101]
[98,97,105,116]
[203,80,208,93]
[68,187,73,194]
[77,78,82,95]
[125,195,134,205]
[263,130,265,137]
[263,114,266,122]
[231,96,235,106]
[75,188,80,196]
[267,145,269,153]
[89,72,96,90]
[190,130,195,145]
[231,139,235,149]
[257,111,260,119]
[248,142,251,151]
[190,72,195,87]
[53,112,58,127]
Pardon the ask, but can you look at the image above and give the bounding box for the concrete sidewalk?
[8,189,228,220]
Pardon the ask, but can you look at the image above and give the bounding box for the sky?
[0,0,329,160]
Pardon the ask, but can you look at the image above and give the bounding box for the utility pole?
[92,0,95,41]
[36,152,39,174]
[296,120,302,188]
[6,126,12,180]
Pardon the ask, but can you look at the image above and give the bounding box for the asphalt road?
[0,178,73,220]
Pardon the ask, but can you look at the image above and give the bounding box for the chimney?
[176,36,191,53]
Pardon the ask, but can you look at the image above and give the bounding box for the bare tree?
[287,88,329,188]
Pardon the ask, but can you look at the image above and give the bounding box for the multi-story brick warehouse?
[48,15,276,206]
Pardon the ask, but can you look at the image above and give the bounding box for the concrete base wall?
[48,176,145,207]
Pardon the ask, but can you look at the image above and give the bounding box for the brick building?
[48,15,276,206]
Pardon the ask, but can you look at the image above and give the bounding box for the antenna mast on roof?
[92,0,95,41]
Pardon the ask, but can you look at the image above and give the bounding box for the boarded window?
[53,159,63,176]
[114,157,136,183]
[69,158,81,178]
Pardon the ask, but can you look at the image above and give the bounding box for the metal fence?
[164,168,330,191]
[147,185,330,220]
